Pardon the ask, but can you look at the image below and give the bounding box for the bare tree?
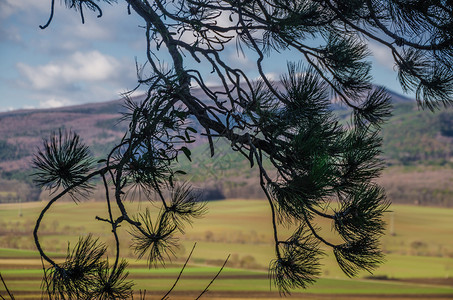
[31,0,452,297]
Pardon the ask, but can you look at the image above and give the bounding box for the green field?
[0,200,453,299]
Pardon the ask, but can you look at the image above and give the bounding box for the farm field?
[0,199,453,299]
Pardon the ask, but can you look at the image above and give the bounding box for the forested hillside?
[382,103,453,165]
[1,89,453,206]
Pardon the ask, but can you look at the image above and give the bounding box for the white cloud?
[369,42,395,71]
[195,80,220,88]
[228,51,253,68]
[67,20,115,40]
[0,26,21,43]
[0,0,148,110]
[15,50,137,107]
[0,0,48,19]
[17,50,126,90]
[39,98,73,109]
[71,51,121,81]
[0,106,14,112]
[262,72,279,81]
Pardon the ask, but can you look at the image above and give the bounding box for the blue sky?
[0,0,411,112]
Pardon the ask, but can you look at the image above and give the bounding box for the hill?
[0,99,128,203]
[1,88,453,205]
[0,99,127,171]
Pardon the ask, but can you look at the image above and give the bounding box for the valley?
[1,200,452,298]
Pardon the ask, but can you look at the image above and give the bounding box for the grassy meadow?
[1,199,453,299]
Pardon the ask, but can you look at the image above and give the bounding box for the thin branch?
[161,243,197,300]
[40,256,52,300]
[302,210,336,249]
[248,136,281,259]
[0,273,14,300]
[195,254,230,300]
[33,167,112,267]
[101,172,121,275]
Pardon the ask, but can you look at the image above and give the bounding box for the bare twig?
[161,243,197,300]
[195,254,230,300]
[0,273,14,300]
[40,256,52,300]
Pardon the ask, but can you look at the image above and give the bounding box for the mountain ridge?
[1,87,453,206]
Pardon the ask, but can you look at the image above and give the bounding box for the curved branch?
[33,167,112,266]
[39,0,55,29]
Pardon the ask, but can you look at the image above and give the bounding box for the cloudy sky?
[0,0,410,112]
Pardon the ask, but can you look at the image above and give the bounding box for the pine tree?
[32,0,453,297]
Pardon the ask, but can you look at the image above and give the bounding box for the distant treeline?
[0,140,29,161]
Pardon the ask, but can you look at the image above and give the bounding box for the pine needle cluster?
[42,235,133,299]
[32,129,95,200]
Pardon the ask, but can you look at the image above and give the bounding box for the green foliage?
[381,103,453,165]
[44,235,107,299]
[1,170,34,185]
[333,184,388,240]
[90,140,122,159]
[439,112,453,137]
[166,184,207,232]
[130,208,179,266]
[90,260,134,300]
[0,170,42,203]
[43,235,133,299]
[334,236,384,278]
[0,140,28,161]
[130,184,206,266]
[95,118,128,131]
[270,226,323,294]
